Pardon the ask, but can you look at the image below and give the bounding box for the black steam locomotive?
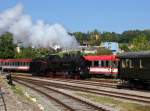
[118,51,150,89]
[29,53,91,79]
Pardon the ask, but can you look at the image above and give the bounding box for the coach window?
[121,59,126,68]
[140,59,143,69]
[17,62,19,66]
[15,62,17,66]
[25,62,28,66]
[142,59,150,69]
[18,62,20,66]
[98,61,101,66]
[132,59,139,69]
[112,61,118,68]
[125,59,130,68]
[106,61,109,67]
[101,61,104,67]
[129,59,134,68]
[94,61,99,66]
[22,62,24,66]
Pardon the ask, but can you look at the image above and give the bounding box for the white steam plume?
[0,4,79,50]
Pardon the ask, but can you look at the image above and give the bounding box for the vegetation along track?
[14,79,105,111]
[13,76,150,105]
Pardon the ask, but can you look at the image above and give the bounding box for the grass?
[10,85,25,96]
[76,92,150,111]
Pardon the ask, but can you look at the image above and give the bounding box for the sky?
[0,0,150,33]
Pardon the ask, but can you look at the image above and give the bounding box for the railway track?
[14,79,105,111]
[45,78,118,88]
[12,73,118,88]
[0,90,7,111]
[13,76,150,105]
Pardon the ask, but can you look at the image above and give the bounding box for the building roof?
[83,55,118,61]
[119,51,150,58]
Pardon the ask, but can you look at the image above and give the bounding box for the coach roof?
[119,51,150,58]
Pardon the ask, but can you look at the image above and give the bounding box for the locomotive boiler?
[29,53,91,79]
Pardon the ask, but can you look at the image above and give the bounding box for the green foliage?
[87,29,101,46]
[55,51,81,57]
[101,32,120,42]
[0,32,16,59]
[119,43,130,51]
[96,47,113,55]
[130,34,150,51]
[120,30,143,43]
[15,47,36,58]
[73,32,87,45]
[15,47,54,59]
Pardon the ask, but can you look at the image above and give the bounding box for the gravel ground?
[0,76,41,111]
[33,78,150,98]
[17,82,69,111]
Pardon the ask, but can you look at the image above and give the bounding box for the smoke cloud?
[0,4,79,50]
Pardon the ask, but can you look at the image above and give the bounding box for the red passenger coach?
[0,59,32,72]
[84,55,118,78]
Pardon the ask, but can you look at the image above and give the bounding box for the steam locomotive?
[29,53,91,79]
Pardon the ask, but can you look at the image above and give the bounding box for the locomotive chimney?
[16,41,22,53]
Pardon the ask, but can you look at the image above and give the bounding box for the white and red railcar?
[84,55,118,78]
[0,59,32,72]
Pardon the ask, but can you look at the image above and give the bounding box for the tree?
[87,29,101,46]
[119,30,143,43]
[73,32,87,45]
[15,47,55,58]
[119,44,130,52]
[101,32,119,42]
[130,34,150,51]
[0,32,16,58]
